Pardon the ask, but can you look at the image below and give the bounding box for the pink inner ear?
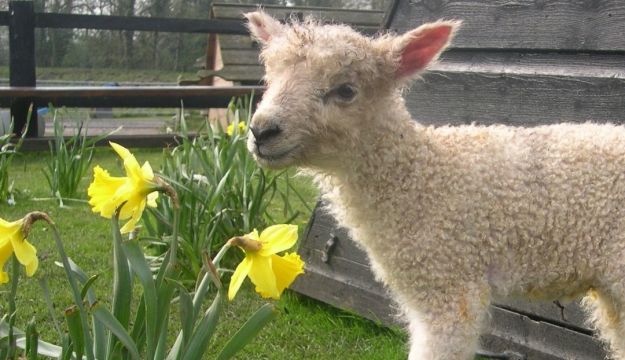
[251,17,272,42]
[396,25,452,78]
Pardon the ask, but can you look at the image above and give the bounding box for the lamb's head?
[245,11,459,169]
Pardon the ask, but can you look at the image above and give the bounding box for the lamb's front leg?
[403,285,490,360]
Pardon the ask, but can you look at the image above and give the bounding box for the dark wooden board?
[34,13,248,34]
[483,306,605,360]
[0,11,8,26]
[497,299,589,333]
[212,3,384,26]
[20,134,196,152]
[0,86,264,108]
[440,50,625,78]
[9,1,38,136]
[291,263,397,326]
[391,0,625,52]
[406,69,625,126]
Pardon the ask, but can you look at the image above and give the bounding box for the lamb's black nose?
[250,124,282,145]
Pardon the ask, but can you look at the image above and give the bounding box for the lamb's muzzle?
[245,10,625,360]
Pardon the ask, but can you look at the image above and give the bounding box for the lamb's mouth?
[256,145,298,163]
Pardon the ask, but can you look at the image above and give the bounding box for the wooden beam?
[0,11,9,26]
[0,86,264,108]
[34,13,248,34]
[9,1,38,137]
[20,134,197,151]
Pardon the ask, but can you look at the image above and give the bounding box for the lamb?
[244,11,625,360]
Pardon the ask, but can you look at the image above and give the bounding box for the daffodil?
[226,121,247,136]
[0,217,38,284]
[88,142,159,233]
[228,224,304,300]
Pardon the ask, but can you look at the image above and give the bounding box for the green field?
[0,148,408,359]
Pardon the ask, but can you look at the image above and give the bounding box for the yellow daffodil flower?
[0,218,37,284]
[226,121,247,136]
[88,142,159,234]
[228,224,304,300]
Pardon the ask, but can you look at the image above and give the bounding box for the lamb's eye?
[334,83,357,102]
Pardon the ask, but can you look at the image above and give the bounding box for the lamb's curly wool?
[245,11,625,359]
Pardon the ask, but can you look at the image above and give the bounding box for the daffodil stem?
[51,224,95,360]
[7,256,19,359]
[212,244,231,268]
[170,206,180,268]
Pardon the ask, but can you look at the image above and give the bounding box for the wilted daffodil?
[88,142,159,233]
[226,121,247,136]
[0,217,38,284]
[228,224,304,300]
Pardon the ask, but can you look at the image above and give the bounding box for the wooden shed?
[199,3,386,85]
[291,1,625,359]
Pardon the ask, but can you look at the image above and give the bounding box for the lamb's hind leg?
[582,284,625,360]
[403,285,490,360]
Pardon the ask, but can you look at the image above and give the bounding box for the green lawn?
[0,148,407,359]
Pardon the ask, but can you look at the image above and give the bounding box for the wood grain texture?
[406,68,625,126]
[213,3,384,26]
[482,306,605,359]
[391,0,625,51]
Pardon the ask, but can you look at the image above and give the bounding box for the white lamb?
[245,11,625,360]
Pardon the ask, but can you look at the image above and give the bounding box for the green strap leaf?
[109,214,133,359]
[216,304,278,360]
[121,240,158,360]
[181,290,223,360]
[92,306,141,360]
[64,305,84,359]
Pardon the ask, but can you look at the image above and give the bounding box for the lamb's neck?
[310,96,428,228]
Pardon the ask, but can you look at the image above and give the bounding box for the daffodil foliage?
[228,224,305,300]
[0,217,37,284]
[88,142,158,233]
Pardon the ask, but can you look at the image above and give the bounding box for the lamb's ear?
[393,20,460,79]
[245,11,284,45]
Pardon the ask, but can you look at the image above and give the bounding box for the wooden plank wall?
[390,0,625,126]
[209,3,385,83]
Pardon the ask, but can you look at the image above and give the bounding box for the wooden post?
[9,0,38,137]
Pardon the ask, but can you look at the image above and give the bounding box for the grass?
[0,148,408,359]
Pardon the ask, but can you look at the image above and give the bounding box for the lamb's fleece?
[244,11,625,359]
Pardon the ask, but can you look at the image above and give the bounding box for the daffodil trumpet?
[0,211,53,285]
[225,225,305,301]
[88,142,182,235]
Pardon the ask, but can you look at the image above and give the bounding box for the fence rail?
[0,11,8,25]
[0,0,256,139]
[0,86,264,108]
[33,12,248,33]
